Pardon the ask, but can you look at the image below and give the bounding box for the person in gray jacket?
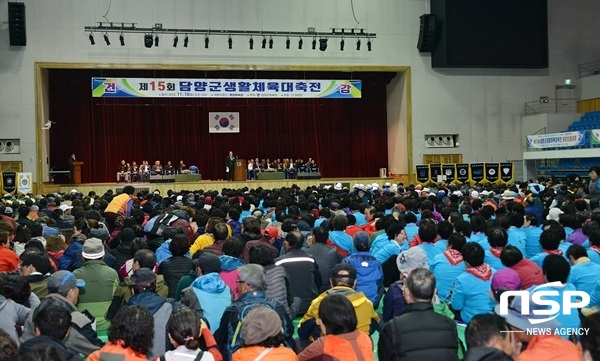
[22,270,103,357]
[0,275,40,344]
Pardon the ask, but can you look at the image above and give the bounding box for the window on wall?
[423,154,462,164]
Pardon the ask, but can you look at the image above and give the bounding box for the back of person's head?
[28,223,43,237]
[539,226,564,251]
[581,312,600,361]
[447,233,466,252]
[385,221,405,240]
[222,236,244,258]
[162,226,182,241]
[242,217,261,234]
[509,212,524,228]
[237,264,267,291]
[332,215,348,231]
[0,328,18,361]
[167,308,202,351]
[228,208,240,222]
[0,275,31,305]
[25,239,45,253]
[437,221,454,240]
[500,245,523,267]
[108,305,154,356]
[453,219,472,237]
[133,249,157,269]
[318,294,357,335]
[465,314,511,349]
[284,231,304,250]
[462,242,485,267]
[542,255,570,283]
[20,250,52,275]
[122,185,135,196]
[346,214,357,226]
[312,227,328,244]
[213,222,229,242]
[418,221,437,243]
[405,268,436,302]
[566,244,588,261]
[33,302,71,340]
[248,245,275,267]
[330,263,357,288]
[470,214,486,233]
[487,228,508,248]
[169,234,191,257]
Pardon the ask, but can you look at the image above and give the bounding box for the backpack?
[227,300,282,357]
[145,214,178,237]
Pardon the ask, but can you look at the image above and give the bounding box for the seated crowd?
[246,157,319,180]
[117,160,194,183]
[1,170,600,360]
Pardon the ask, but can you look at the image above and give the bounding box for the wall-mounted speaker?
[8,3,27,46]
[417,14,436,53]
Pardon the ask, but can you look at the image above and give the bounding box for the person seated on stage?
[266,159,276,172]
[178,160,187,174]
[164,161,175,175]
[288,159,296,179]
[310,159,319,173]
[130,161,139,182]
[117,160,129,183]
[152,160,163,175]
[259,159,267,172]
[140,160,151,182]
[298,159,307,173]
[306,158,314,172]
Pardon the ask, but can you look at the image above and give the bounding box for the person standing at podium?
[68,153,76,184]
[226,150,235,181]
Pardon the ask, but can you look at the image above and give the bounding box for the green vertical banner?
[592,130,600,145]
[500,163,514,184]
[442,164,456,183]
[416,165,430,184]
[485,163,500,183]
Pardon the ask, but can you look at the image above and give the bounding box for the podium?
[234,159,247,181]
[72,162,84,184]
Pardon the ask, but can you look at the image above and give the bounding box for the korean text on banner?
[485,163,500,183]
[415,165,430,184]
[209,112,240,133]
[526,131,585,149]
[17,173,32,194]
[2,172,17,195]
[92,78,362,99]
[470,164,485,183]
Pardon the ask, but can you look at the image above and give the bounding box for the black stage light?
[204,36,209,48]
[356,39,361,51]
[340,39,345,51]
[312,38,316,50]
[268,37,273,49]
[249,37,254,49]
[286,37,290,49]
[228,36,232,49]
[319,38,327,51]
[88,34,95,45]
[154,35,159,47]
[144,34,153,48]
[262,37,267,49]
[298,38,303,49]
[103,33,110,45]
[119,34,125,46]
[367,39,372,51]
[173,35,178,47]
[183,35,188,47]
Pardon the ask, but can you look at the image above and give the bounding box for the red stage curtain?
[48,69,394,183]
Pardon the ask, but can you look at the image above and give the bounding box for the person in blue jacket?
[415,220,442,264]
[430,232,467,302]
[523,214,543,258]
[343,232,384,308]
[451,242,496,324]
[328,215,355,255]
[530,225,568,268]
[373,222,408,264]
[483,227,507,271]
[566,244,600,295]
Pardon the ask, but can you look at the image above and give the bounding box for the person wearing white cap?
[73,238,119,332]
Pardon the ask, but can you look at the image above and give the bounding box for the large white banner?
[526,131,585,149]
[17,172,32,194]
[209,112,240,133]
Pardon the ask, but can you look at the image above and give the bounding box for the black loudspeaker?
[8,3,26,46]
[297,172,321,180]
[417,14,436,53]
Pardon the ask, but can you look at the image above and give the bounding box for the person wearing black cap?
[125,267,186,360]
[180,253,233,333]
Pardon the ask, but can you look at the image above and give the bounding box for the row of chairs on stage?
[117,166,199,183]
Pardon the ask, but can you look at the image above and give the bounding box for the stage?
[43,176,405,196]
